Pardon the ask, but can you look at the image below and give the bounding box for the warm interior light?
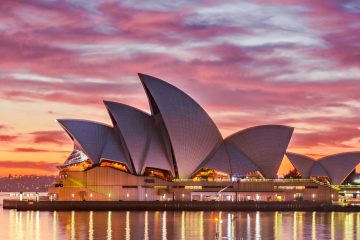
[143,167,172,181]
[192,168,229,181]
[59,160,92,172]
[100,160,129,173]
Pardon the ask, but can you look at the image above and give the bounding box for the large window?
[144,167,172,181]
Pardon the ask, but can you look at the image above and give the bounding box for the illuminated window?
[192,168,229,181]
[100,160,129,173]
[64,148,89,165]
[184,186,202,190]
[59,160,92,171]
[275,186,305,190]
[310,176,331,185]
[143,167,172,181]
[245,171,265,179]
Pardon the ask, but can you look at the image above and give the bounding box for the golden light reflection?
[219,211,223,239]
[247,213,251,240]
[18,211,24,240]
[331,212,334,240]
[71,211,75,240]
[274,212,282,239]
[200,211,204,240]
[126,211,130,240]
[298,212,303,238]
[4,209,360,239]
[312,212,316,240]
[344,213,354,240]
[162,211,167,240]
[181,211,185,240]
[53,211,57,240]
[144,211,149,240]
[30,211,34,239]
[255,211,261,240]
[35,211,40,240]
[107,211,112,240]
[357,213,360,240]
[89,211,93,240]
[293,212,297,240]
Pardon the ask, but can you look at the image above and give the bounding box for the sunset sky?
[1,0,360,176]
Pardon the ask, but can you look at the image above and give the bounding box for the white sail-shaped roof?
[194,142,259,176]
[286,152,315,178]
[310,162,328,177]
[104,101,173,175]
[194,143,231,175]
[226,125,293,178]
[100,130,134,172]
[226,142,259,175]
[318,152,360,185]
[139,73,223,178]
[142,119,174,174]
[57,119,112,164]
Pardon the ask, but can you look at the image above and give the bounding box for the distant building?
[49,74,360,203]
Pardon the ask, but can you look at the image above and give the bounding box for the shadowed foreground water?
[1,205,360,240]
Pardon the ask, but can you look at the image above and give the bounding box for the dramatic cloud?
[0,0,359,174]
[13,147,55,153]
[29,130,70,145]
[0,160,60,173]
[0,135,18,142]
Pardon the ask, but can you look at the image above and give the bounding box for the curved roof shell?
[139,73,223,178]
[226,125,293,178]
[226,142,259,175]
[309,162,328,178]
[57,119,112,164]
[318,152,360,185]
[141,119,173,174]
[104,101,173,175]
[100,130,134,172]
[286,152,315,178]
[194,142,260,176]
[194,143,231,175]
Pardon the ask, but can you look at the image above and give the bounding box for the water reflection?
[70,211,75,240]
[2,209,360,240]
[107,211,112,240]
[331,211,334,240]
[274,211,282,239]
[255,211,261,240]
[144,211,149,240]
[293,212,297,240]
[181,211,185,240]
[312,211,316,240]
[52,211,57,240]
[162,211,167,240]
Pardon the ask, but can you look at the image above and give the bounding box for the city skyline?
[1,0,360,176]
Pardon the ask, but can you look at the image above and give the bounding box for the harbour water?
[1,195,360,240]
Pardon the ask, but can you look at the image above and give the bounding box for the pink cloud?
[0,160,60,172]
[13,147,54,153]
[0,135,18,142]
[29,130,70,145]
[0,0,359,165]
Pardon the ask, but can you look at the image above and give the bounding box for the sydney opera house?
[49,74,360,203]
